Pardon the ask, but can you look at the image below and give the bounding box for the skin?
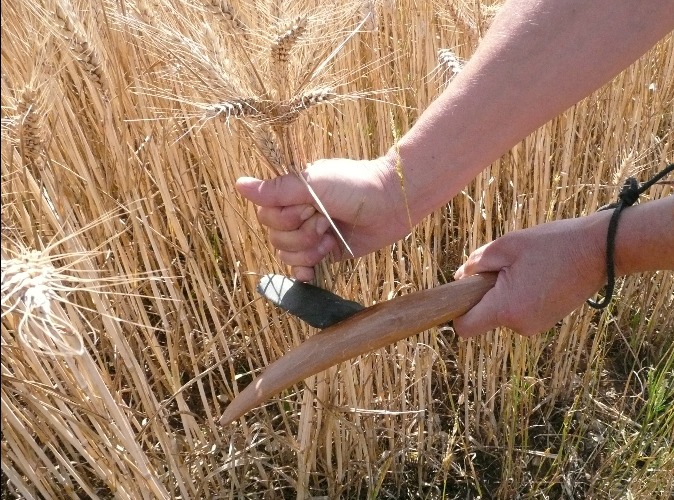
[453,197,674,337]
[236,0,674,337]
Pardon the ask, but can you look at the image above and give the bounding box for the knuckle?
[291,266,315,282]
[519,326,539,337]
[276,213,297,232]
[270,175,288,191]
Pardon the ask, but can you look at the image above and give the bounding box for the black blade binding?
[257,274,364,329]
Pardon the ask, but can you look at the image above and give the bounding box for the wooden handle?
[219,272,497,425]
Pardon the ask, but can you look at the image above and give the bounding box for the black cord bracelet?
[587,162,674,309]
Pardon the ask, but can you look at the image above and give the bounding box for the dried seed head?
[249,125,284,173]
[202,0,248,34]
[14,86,47,169]
[271,17,307,64]
[206,98,262,121]
[291,88,337,112]
[53,0,107,93]
[1,250,83,356]
[135,0,159,24]
[53,0,77,40]
[437,49,462,80]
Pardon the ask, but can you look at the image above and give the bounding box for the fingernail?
[300,205,316,221]
[317,234,332,256]
[315,216,330,235]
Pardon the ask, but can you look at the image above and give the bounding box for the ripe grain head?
[2,0,673,497]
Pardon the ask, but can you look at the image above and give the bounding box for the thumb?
[236,173,312,208]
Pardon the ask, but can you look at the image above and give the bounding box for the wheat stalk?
[2,0,672,497]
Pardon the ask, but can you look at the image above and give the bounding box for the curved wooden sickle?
[219,272,497,425]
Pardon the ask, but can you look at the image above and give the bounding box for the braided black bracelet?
[587,162,674,309]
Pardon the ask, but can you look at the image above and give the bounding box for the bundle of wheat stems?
[1,0,672,498]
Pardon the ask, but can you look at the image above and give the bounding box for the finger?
[452,286,501,338]
[291,266,315,282]
[454,240,508,280]
[258,204,316,231]
[236,174,311,208]
[454,263,467,280]
[268,213,331,252]
[277,233,337,267]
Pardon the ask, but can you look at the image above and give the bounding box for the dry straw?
[1,0,673,498]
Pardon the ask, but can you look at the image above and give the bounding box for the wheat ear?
[135,0,159,24]
[290,88,337,112]
[270,16,307,98]
[437,49,463,82]
[53,0,107,93]
[247,125,285,175]
[206,98,263,121]
[14,85,47,170]
[271,16,308,64]
[1,250,83,357]
[202,0,248,35]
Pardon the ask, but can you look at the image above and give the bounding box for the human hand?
[452,213,610,337]
[236,158,410,281]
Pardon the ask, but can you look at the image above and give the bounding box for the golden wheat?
[247,123,285,174]
[12,85,48,170]
[437,48,463,83]
[52,0,107,93]
[1,0,672,498]
[201,0,248,34]
[271,16,308,64]
[1,249,84,356]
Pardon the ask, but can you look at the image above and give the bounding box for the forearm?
[385,0,674,225]
[451,195,672,337]
[607,196,674,277]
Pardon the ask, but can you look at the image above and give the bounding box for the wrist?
[377,148,424,231]
[611,196,674,277]
[583,209,613,285]
[380,141,462,229]
[583,196,674,282]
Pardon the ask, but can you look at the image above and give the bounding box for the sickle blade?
[257,274,364,329]
[220,272,498,425]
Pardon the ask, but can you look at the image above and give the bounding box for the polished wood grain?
[220,272,497,425]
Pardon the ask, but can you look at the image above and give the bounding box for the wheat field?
[1,1,673,498]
